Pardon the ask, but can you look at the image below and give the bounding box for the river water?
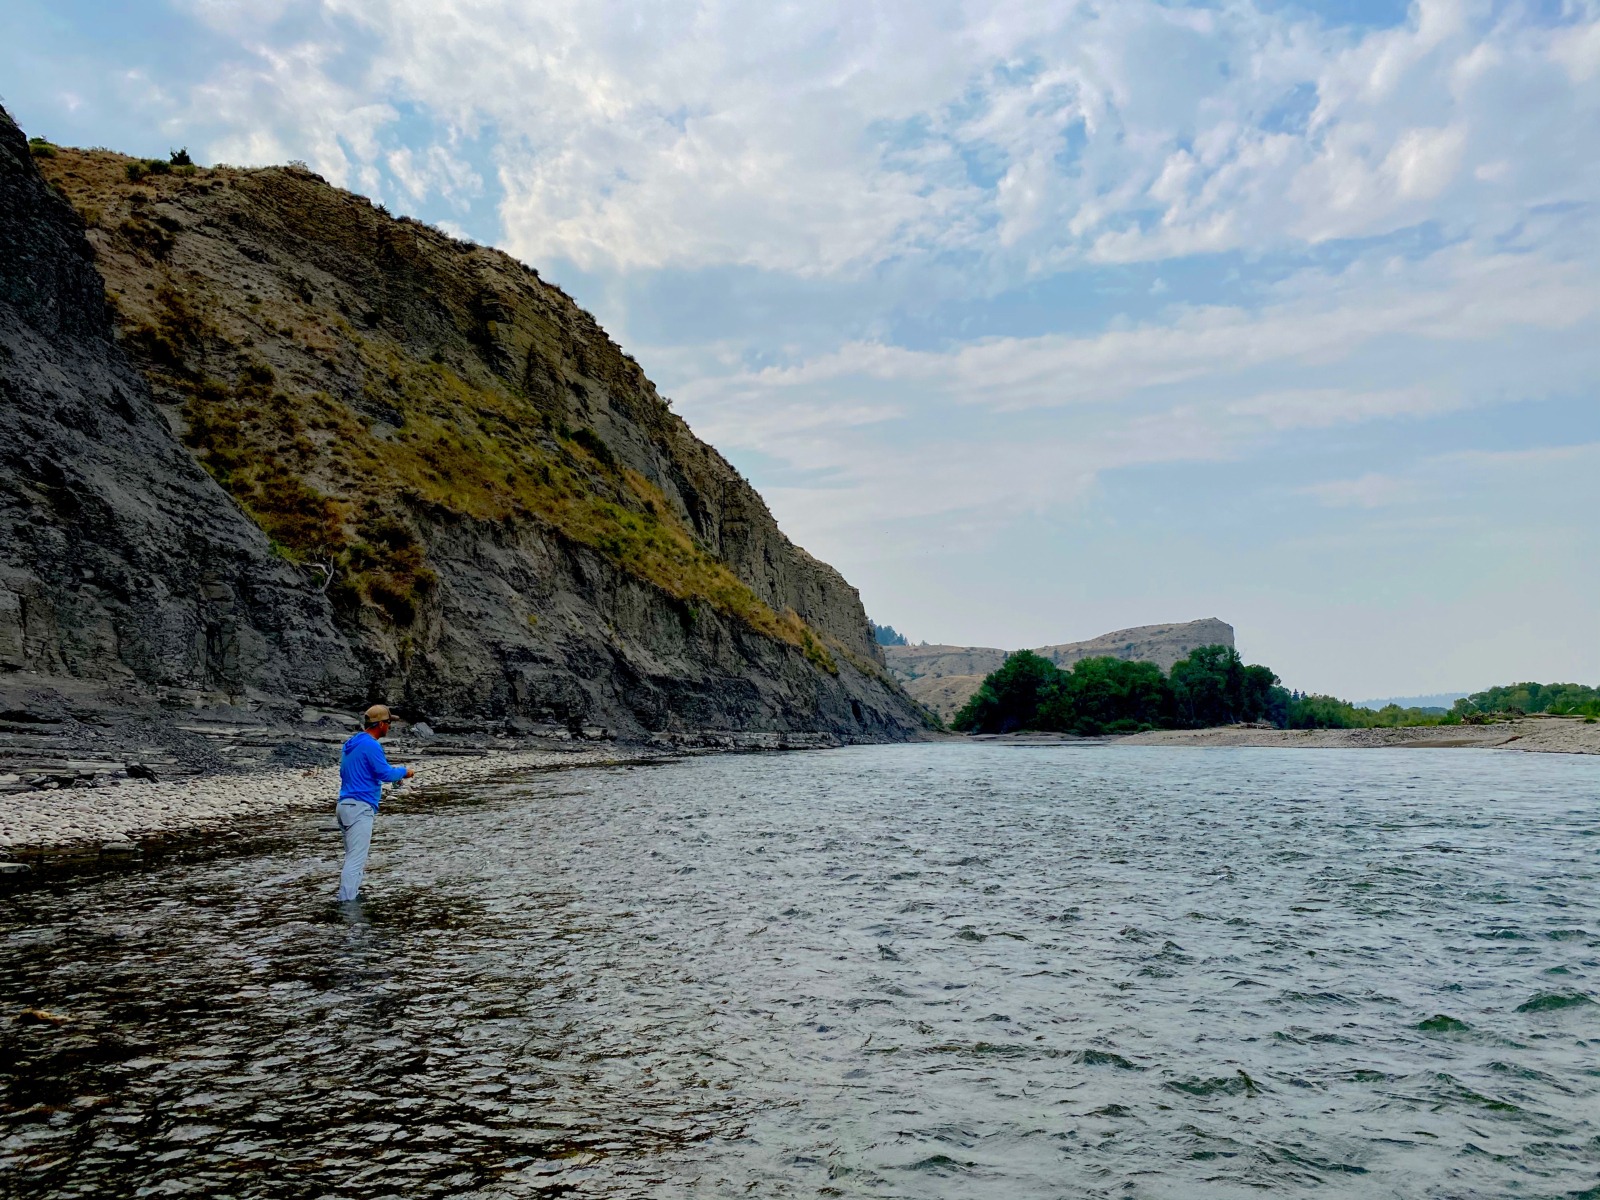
[2,745,1597,1199]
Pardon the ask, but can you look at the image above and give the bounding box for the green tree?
[1285,693,1366,729]
[1170,645,1248,727]
[1262,684,1293,728]
[1282,694,1455,729]
[1453,682,1600,718]
[1165,647,1284,727]
[950,640,1474,736]
[1242,664,1280,720]
[950,650,1064,733]
[1041,656,1174,734]
[870,621,908,647]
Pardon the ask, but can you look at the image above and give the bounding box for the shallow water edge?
[3,744,1597,1198]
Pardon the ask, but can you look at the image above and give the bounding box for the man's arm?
[371,741,412,782]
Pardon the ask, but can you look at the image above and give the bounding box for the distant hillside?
[885,619,1236,720]
[1355,693,1467,711]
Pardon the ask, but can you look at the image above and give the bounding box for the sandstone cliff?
[1,113,927,738]
[885,619,1236,720]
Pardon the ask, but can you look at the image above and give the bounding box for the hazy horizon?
[3,0,1596,697]
[872,622,1550,702]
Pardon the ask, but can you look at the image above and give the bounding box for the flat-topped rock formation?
[885,618,1235,720]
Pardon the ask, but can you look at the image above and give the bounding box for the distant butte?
[884,619,1236,721]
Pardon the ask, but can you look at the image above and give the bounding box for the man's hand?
[404,767,415,779]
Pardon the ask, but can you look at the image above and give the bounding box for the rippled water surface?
[3,745,1599,1198]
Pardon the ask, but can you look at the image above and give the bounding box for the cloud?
[1551,15,1600,82]
[679,235,1596,425]
[1304,442,1600,509]
[1301,471,1425,509]
[20,0,1597,687]
[187,35,396,197]
[385,142,481,207]
[51,5,1596,494]
[652,226,1600,554]
[135,0,1600,281]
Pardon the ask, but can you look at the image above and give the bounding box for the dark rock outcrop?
[0,108,926,739]
[0,113,357,712]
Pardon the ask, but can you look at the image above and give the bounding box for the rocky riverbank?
[0,743,650,862]
[0,726,858,862]
[0,675,869,862]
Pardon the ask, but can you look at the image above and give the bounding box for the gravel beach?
[0,745,660,858]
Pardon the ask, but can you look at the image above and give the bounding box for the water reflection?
[2,746,1597,1198]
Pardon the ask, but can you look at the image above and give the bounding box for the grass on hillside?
[45,148,838,671]
[172,312,837,670]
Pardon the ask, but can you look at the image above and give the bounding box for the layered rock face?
[1,111,926,738]
[885,619,1236,720]
[0,115,360,708]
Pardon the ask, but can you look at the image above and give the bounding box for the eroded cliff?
[2,114,927,738]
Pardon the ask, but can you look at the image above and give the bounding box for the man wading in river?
[336,704,414,902]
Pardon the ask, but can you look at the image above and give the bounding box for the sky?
[3,0,1597,697]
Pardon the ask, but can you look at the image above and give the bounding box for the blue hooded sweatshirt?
[339,731,408,809]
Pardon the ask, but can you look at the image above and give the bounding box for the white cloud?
[1223,386,1460,431]
[1386,124,1466,200]
[1551,18,1600,82]
[190,37,395,195]
[656,231,1600,552]
[1304,443,1600,509]
[681,240,1598,419]
[386,143,481,207]
[1301,471,1425,509]
[94,5,1597,532]
[149,0,1600,277]
[39,0,1598,686]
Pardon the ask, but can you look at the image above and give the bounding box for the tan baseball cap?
[363,703,395,726]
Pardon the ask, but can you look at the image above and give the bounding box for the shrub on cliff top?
[871,621,908,646]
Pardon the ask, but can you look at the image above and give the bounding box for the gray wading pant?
[336,800,376,901]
